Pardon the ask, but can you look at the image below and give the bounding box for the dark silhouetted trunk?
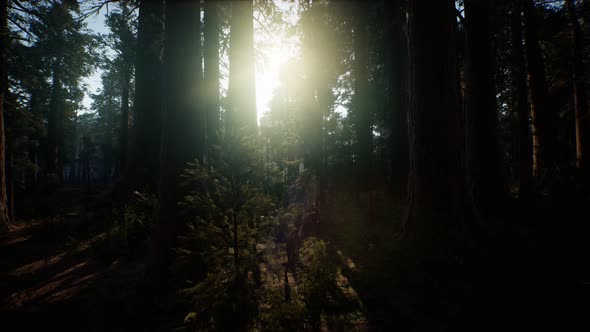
[464,0,507,214]
[405,0,467,243]
[47,53,63,177]
[128,0,164,190]
[523,0,556,177]
[7,148,13,222]
[0,0,8,230]
[511,0,533,197]
[566,0,590,174]
[227,0,257,136]
[147,0,204,287]
[353,1,372,190]
[204,0,220,149]
[385,0,409,196]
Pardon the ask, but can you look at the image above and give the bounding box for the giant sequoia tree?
[565,0,590,174]
[384,0,409,196]
[204,0,220,148]
[463,0,507,214]
[405,0,468,243]
[148,0,204,286]
[523,0,557,177]
[511,0,533,197]
[128,0,164,189]
[0,0,9,229]
[352,0,372,188]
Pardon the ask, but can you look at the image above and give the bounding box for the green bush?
[91,194,153,264]
[178,135,280,330]
[297,237,361,330]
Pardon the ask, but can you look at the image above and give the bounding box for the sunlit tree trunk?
[147,0,204,286]
[204,0,220,149]
[464,0,507,214]
[565,0,590,174]
[523,0,556,177]
[227,0,257,136]
[405,0,467,243]
[511,0,533,197]
[128,0,164,190]
[0,0,10,230]
[314,83,328,208]
[300,1,325,210]
[384,0,409,196]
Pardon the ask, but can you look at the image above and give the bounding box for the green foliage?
[27,2,97,118]
[178,135,279,330]
[258,287,304,331]
[92,195,153,264]
[297,237,361,330]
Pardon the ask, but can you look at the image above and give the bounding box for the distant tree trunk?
[314,83,328,208]
[353,1,372,190]
[464,0,507,214]
[7,148,13,222]
[27,91,42,191]
[566,0,590,174]
[405,0,467,243]
[227,0,257,136]
[47,54,63,178]
[118,68,131,176]
[0,0,9,230]
[511,0,534,197]
[147,0,204,287]
[204,0,220,149]
[523,0,556,178]
[384,0,409,196]
[128,0,164,190]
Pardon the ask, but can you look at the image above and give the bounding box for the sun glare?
[254,1,299,124]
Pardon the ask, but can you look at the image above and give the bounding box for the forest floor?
[0,185,162,331]
[1,186,590,331]
[316,190,590,331]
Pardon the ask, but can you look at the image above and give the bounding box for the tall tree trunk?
[27,91,42,192]
[353,1,372,190]
[315,83,328,208]
[385,0,409,196]
[227,0,257,137]
[405,0,467,244]
[300,2,325,210]
[7,147,13,222]
[464,0,507,214]
[566,0,590,174]
[204,0,220,149]
[47,56,63,178]
[128,0,164,190]
[118,68,131,176]
[511,0,534,197]
[147,0,204,287]
[0,0,10,230]
[523,0,556,178]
